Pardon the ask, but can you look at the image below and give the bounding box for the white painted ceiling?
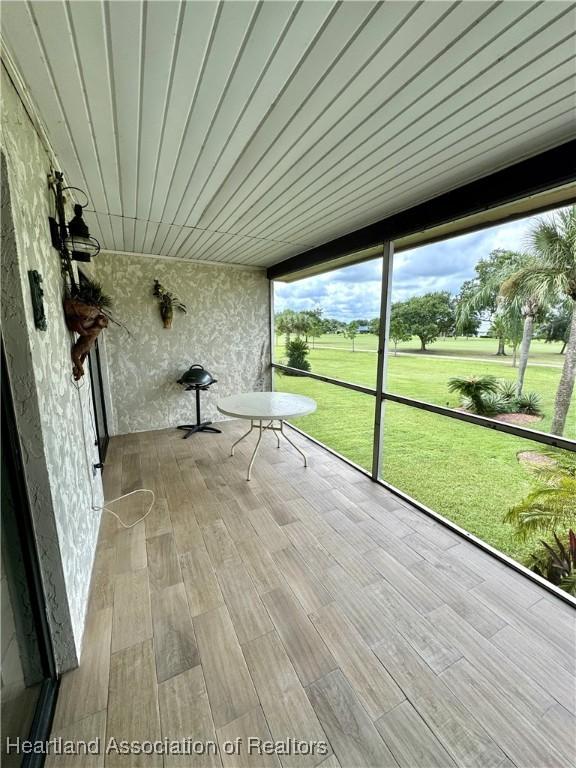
[2,1,575,267]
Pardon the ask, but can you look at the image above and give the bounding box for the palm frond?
[529,207,576,272]
[500,266,569,307]
[505,478,576,540]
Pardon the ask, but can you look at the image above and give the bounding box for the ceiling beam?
[267,140,576,280]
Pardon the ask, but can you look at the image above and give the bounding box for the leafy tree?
[456,314,481,337]
[537,305,571,354]
[344,321,359,352]
[457,248,544,394]
[368,318,380,335]
[388,310,411,355]
[502,312,524,368]
[292,312,312,339]
[392,292,455,351]
[456,250,526,355]
[299,308,324,344]
[502,207,576,435]
[324,318,345,334]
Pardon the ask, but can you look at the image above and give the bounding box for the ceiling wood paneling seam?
[216,0,493,240]
[168,2,263,230]
[277,92,576,248]
[193,1,426,240]
[85,211,306,250]
[238,15,572,241]
[151,1,223,249]
[215,3,570,241]
[63,1,117,248]
[21,1,93,216]
[256,62,575,245]
[179,0,385,240]
[139,0,188,257]
[174,2,303,261]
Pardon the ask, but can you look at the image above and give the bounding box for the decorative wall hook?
[28,270,47,330]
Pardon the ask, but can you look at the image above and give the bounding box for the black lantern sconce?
[48,171,100,291]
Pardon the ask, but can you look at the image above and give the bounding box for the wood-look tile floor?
[49,421,576,768]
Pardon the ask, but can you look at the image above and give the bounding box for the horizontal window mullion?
[382,391,576,452]
[271,363,377,397]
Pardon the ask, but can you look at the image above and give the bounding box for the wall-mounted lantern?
[48,171,100,291]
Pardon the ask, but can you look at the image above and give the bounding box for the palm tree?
[456,249,540,393]
[447,375,499,414]
[499,286,542,396]
[275,309,297,347]
[502,207,576,435]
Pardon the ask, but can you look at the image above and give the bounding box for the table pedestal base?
[177,422,222,439]
[231,419,308,480]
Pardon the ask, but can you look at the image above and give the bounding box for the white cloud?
[274,208,567,320]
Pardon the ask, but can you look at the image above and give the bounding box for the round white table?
[217,392,317,481]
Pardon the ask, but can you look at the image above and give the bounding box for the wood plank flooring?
[50,421,576,767]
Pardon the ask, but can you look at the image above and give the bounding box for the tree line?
[276,207,575,436]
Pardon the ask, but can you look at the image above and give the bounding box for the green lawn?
[300,332,565,367]
[274,337,574,564]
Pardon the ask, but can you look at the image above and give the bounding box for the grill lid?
[177,364,216,388]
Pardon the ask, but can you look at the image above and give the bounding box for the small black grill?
[176,365,221,439]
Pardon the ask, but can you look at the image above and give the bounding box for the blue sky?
[274,212,549,321]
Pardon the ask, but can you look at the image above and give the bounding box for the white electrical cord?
[92,488,155,530]
[73,367,155,529]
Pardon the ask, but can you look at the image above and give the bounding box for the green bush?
[285,338,311,374]
[516,391,543,416]
[497,379,517,402]
[505,451,576,594]
[480,392,514,416]
[528,531,576,595]
[447,375,499,414]
[449,376,543,417]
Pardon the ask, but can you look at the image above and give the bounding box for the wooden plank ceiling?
[2,1,575,267]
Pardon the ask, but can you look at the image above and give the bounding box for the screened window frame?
[270,233,576,606]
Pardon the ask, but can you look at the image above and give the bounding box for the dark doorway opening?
[1,342,59,767]
[79,271,109,465]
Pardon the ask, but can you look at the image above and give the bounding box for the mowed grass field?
[306,332,565,367]
[274,334,574,564]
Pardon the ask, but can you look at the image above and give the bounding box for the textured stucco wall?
[95,251,271,434]
[0,65,103,667]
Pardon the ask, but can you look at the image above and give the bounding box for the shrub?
[449,376,544,418]
[447,375,499,414]
[505,451,576,540]
[506,451,576,594]
[480,392,513,417]
[528,531,576,595]
[285,337,311,374]
[516,391,543,416]
[496,379,517,402]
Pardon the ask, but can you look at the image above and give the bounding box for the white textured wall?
[1,65,102,667]
[95,252,271,434]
